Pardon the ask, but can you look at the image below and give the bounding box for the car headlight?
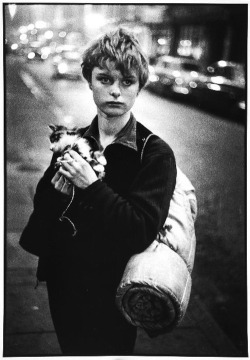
[175,78,183,85]
[207,83,221,91]
[28,52,35,59]
[189,81,197,88]
[238,101,245,110]
[58,63,68,73]
[211,76,224,84]
[11,43,18,50]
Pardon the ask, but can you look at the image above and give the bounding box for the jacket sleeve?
[19,155,71,256]
[64,136,177,256]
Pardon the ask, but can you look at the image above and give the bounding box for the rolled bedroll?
[116,167,197,333]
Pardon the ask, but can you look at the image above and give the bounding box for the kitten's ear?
[49,124,56,131]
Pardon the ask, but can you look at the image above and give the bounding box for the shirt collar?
[84,113,138,151]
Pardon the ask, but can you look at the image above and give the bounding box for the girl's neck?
[97,110,131,137]
[97,110,131,149]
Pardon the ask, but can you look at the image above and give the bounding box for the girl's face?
[90,64,140,118]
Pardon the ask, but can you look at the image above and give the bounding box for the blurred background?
[5,3,247,121]
[5,3,247,357]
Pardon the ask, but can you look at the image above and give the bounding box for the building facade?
[5,4,247,69]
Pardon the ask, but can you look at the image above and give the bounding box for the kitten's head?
[49,124,78,153]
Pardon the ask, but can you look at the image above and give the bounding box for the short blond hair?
[81,27,149,90]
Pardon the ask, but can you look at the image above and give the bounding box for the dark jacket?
[19,115,177,286]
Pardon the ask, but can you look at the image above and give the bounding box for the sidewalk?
[5,231,240,357]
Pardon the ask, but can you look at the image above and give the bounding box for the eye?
[123,77,138,86]
[123,79,132,86]
[98,76,111,84]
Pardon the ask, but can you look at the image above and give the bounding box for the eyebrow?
[95,68,138,81]
[96,72,109,77]
[124,75,137,80]
[96,71,137,79]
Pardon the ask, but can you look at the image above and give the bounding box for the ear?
[49,124,56,131]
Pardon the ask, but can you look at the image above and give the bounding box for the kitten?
[49,124,80,153]
[49,124,106,179]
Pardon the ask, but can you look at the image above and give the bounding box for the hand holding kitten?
[49,124,107,194]
[56,150,98,190]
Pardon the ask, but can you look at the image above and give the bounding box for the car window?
[213,66,234,80]
[182,63,200,72]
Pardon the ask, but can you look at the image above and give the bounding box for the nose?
[109,81,121,98]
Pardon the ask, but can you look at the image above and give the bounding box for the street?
[5,54,246,356]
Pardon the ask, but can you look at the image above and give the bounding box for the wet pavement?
[4,55,247,356]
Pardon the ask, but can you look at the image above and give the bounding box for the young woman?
[20,27,177,355]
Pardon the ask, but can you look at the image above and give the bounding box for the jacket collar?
[84,113,138,151]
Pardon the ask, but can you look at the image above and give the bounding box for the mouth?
[106,101,123,106]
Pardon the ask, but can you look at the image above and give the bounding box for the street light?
[84,13,107,32]
[8,4,17,19]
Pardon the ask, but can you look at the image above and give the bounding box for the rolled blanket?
[116,167,196,333]
[116,240,192,332]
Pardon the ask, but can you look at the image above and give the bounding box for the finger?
[68,150,86,162]
[61,181,72,195]
[60,159,74,172]
[63,152,74,162]
[58,158,74,166]
[61,187,72,196]
[61,153,80,171]
[56,175,66,190]
[51,171,61,185]
[59,167,73,179]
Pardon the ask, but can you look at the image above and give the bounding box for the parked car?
[26,41,50,61]
[52,46,82,80]
[147,55,204,99]
[192,60,246,118]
